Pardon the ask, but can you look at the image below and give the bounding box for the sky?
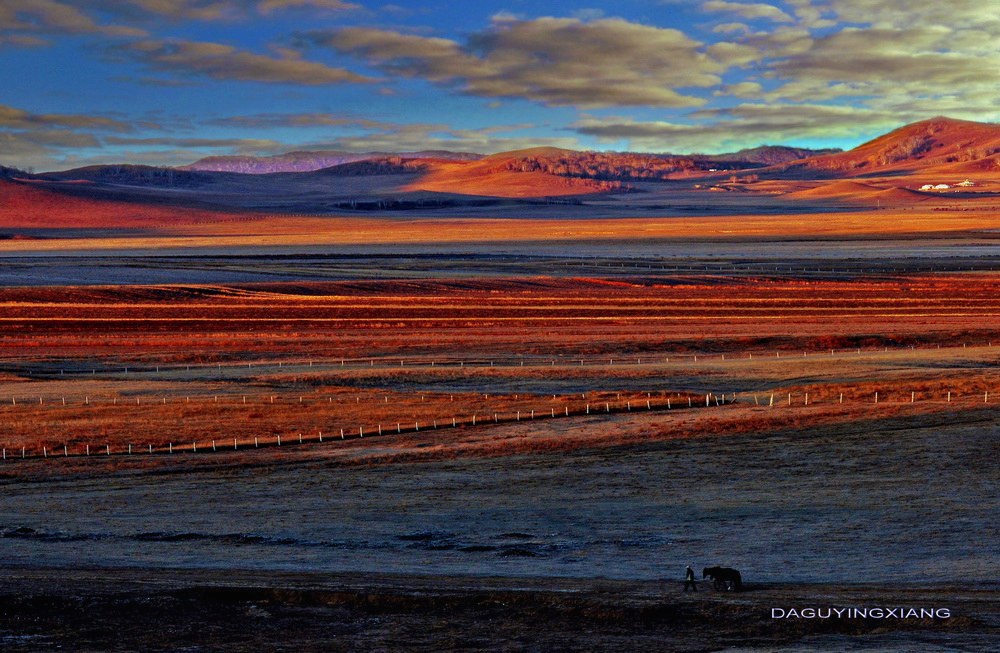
[1,0,999,171]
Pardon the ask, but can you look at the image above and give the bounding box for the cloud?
[308,16,726,107]
[0,103,135,132]
[0,0,144,45]
[207,113,389,129]
[111,38,374,84]
[0,34,49,48]
[571,103,913,152]
[103,136,284,152]
[0,130,103,170]
[257,0,359,13]
[300,123,581,154]
[758,20,1000,121]
[81,0,359,21]
[697,1,1000,127]
[823,0,1000,29]
[713,22,750,34]
[702,1,793,23]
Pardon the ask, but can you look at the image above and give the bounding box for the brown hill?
[787,180,879,199]
[0,178,231,230]
[781,117,1000,176]
[403,156,623,197]
[786,179,933,206]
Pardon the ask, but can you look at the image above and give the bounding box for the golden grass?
[3,205,1000,252]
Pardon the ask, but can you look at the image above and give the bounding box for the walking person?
[683,565,697,592]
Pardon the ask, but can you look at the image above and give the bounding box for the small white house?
[920,184,935,191]
[934,183,950,190]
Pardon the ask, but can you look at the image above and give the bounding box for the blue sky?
[2,0,998,170]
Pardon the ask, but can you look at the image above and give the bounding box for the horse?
[702,566,742,591]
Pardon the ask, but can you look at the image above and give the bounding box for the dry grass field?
[1,274,998,472]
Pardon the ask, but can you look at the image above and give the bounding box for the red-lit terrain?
[1,118,998,653]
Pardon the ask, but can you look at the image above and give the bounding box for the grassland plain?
[0,269,998,651]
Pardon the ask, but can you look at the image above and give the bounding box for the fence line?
[1,392,728,463]
[0,338,995,381]
[2,386,998,464]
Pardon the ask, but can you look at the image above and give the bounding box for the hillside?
[5,117,998,219]
[181,145,834,179]
[778,117,1000,176]
[702,145,841,166]
[402,156,623,197]
[0,178,233,230]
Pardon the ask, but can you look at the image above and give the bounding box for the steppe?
[1,117,998,651]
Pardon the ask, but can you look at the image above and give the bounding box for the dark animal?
[702,566,742,591]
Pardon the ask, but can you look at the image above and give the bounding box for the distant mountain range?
[2,117,997,227]
[182,150,482,174]
[182,145,841,175]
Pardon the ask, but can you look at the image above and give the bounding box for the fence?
[2,383,998,464]
[1,338,995,381]
[0,391,729,463]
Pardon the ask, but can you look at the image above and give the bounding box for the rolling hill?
[775,117,1000,177]
[2,117,997,226]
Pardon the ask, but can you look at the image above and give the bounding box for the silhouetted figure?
[683,565,698,592]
